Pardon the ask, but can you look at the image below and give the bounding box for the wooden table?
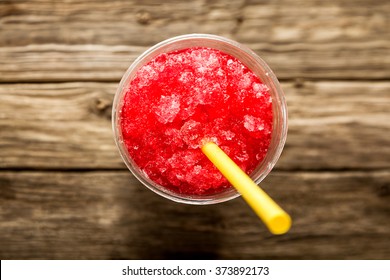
[0,0,389,259]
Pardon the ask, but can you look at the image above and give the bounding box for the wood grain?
[0,43,388,82]
[0,0,389,261]
[0,0,389,81]
[0,170,389,259]
[1,0,387,46]
[0,81,389,170]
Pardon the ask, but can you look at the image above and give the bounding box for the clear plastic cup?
[112,34,287,205]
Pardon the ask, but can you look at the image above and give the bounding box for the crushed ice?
[243,115,265,132]
[253,83,269,98]
[155,95,180,124]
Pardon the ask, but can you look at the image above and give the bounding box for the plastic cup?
[112,34,287,205]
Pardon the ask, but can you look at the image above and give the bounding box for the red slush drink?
[112,34,287,204]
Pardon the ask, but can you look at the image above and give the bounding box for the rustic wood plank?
[0,81,389,170]
[0,0,389,81]
[0,0,238,46]
[1,42,388,82]
[1,0,387,46]
[0,170,389,259]
[0,45,145,83]
[282,81,390,170]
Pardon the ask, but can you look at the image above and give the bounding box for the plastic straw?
[201,142,291,234]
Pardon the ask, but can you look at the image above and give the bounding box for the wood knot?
[95,98,110,111]
[294,78,305,88]
[377,184,390,197]
[136,11,151,25]
[92,98,112,120]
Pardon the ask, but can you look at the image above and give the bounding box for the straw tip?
[268,214,292,235]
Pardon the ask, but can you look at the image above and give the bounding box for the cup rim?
[112,34,288,205]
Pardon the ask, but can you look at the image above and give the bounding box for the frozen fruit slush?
[119,47,273,195]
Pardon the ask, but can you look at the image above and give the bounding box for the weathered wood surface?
[0,0,389,81]
[1,0,387,46]
[1,42,388,82]
[0,171,389,259]
[0,81,389,170]
[0,0,389,260]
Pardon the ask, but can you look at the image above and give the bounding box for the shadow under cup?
[112,34,288,205]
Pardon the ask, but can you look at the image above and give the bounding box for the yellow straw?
[201,142,291,235]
